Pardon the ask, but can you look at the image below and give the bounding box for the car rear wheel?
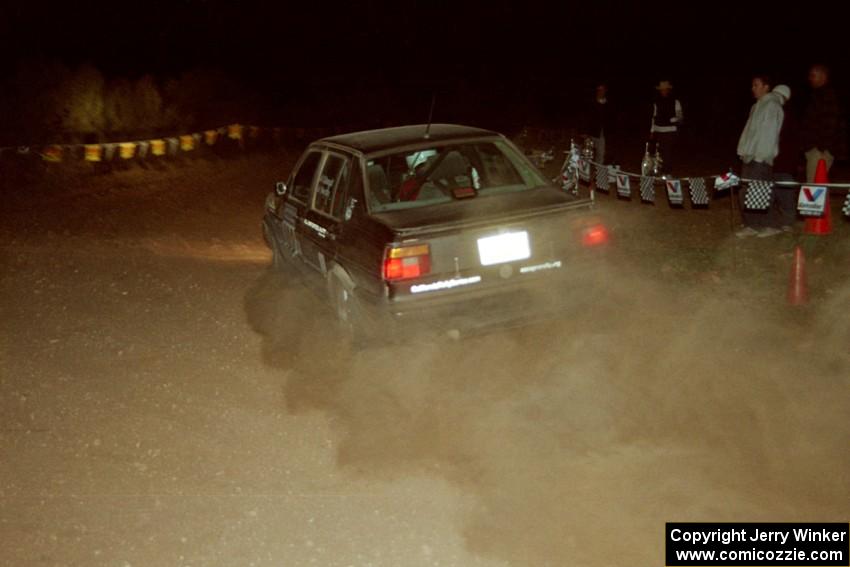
[328,274,367,351]
[262,222,282,267]
[270,236,284,269]
[267,225,297,273]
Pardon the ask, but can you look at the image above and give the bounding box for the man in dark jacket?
[800,64,847,181]
[649,79,683,174]
[583,82,615,165]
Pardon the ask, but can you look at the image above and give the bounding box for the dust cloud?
[245,257,850,567]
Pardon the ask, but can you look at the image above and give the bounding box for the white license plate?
[477,231,531,266]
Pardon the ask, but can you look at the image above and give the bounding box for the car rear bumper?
[357,262,609,340]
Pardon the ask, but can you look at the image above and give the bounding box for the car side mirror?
[275,181,287,196]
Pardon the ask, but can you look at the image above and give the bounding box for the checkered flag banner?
[578,159,591,182]
[595,164,610,191]
[640,176,655,202]
[714,172,740,190]
[616,173,631,198]
[665,179,684,205]
[688,177,710,206]
[744,180,773,210]
[843,192,850,216]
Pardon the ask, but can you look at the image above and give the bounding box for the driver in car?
[397,160,430,201]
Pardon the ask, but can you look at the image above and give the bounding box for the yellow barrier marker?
[119,142,136,159]
[43,145,63,162]
[227,124,243,140]
[150,139,166,156]
[179,135,195,151]
[84,144,102,162]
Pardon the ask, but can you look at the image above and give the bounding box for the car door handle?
[302,218,332,240]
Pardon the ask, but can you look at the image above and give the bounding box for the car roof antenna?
[424,94,436,140]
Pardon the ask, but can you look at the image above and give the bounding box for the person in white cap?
[735,75,787,238]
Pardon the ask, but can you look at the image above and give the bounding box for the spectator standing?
[649,80,683,174]
[800,64,847,181]
[584,82,614,165]
[771,84,800,231]
[735,75,785,238]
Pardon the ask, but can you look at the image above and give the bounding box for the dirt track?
[2,153,848,566]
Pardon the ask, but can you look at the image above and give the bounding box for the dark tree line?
[0,61,262,146]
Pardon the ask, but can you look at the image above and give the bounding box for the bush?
[58,64,106,140]
[2,61,262,144]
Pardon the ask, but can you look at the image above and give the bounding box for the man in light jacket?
[735,75,786,238]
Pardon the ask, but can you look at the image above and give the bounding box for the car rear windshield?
[365,140,548,212]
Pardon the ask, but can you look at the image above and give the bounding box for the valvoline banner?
[797,185,827,216]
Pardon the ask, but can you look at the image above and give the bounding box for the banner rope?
[580,157,850,190]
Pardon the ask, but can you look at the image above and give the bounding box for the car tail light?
[383,244,431,281]
[581,223,610,247]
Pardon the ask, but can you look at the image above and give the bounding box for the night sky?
[1,1,847,134]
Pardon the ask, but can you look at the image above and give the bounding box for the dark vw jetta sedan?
[262,124,610,343]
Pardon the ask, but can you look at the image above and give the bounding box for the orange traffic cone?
[804,158,832,235]
[787,245,808,305]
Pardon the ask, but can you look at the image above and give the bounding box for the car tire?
[269,233,288,271]
[267,224,297,273]
[263,222,281,265]
[328,273,367,351]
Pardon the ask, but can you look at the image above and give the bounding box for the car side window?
[291,151,322,203]
[336,160,362,219]
[313,153,350,218]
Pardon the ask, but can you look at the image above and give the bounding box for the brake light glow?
[383,244,431,281]
[581,224,610,247]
